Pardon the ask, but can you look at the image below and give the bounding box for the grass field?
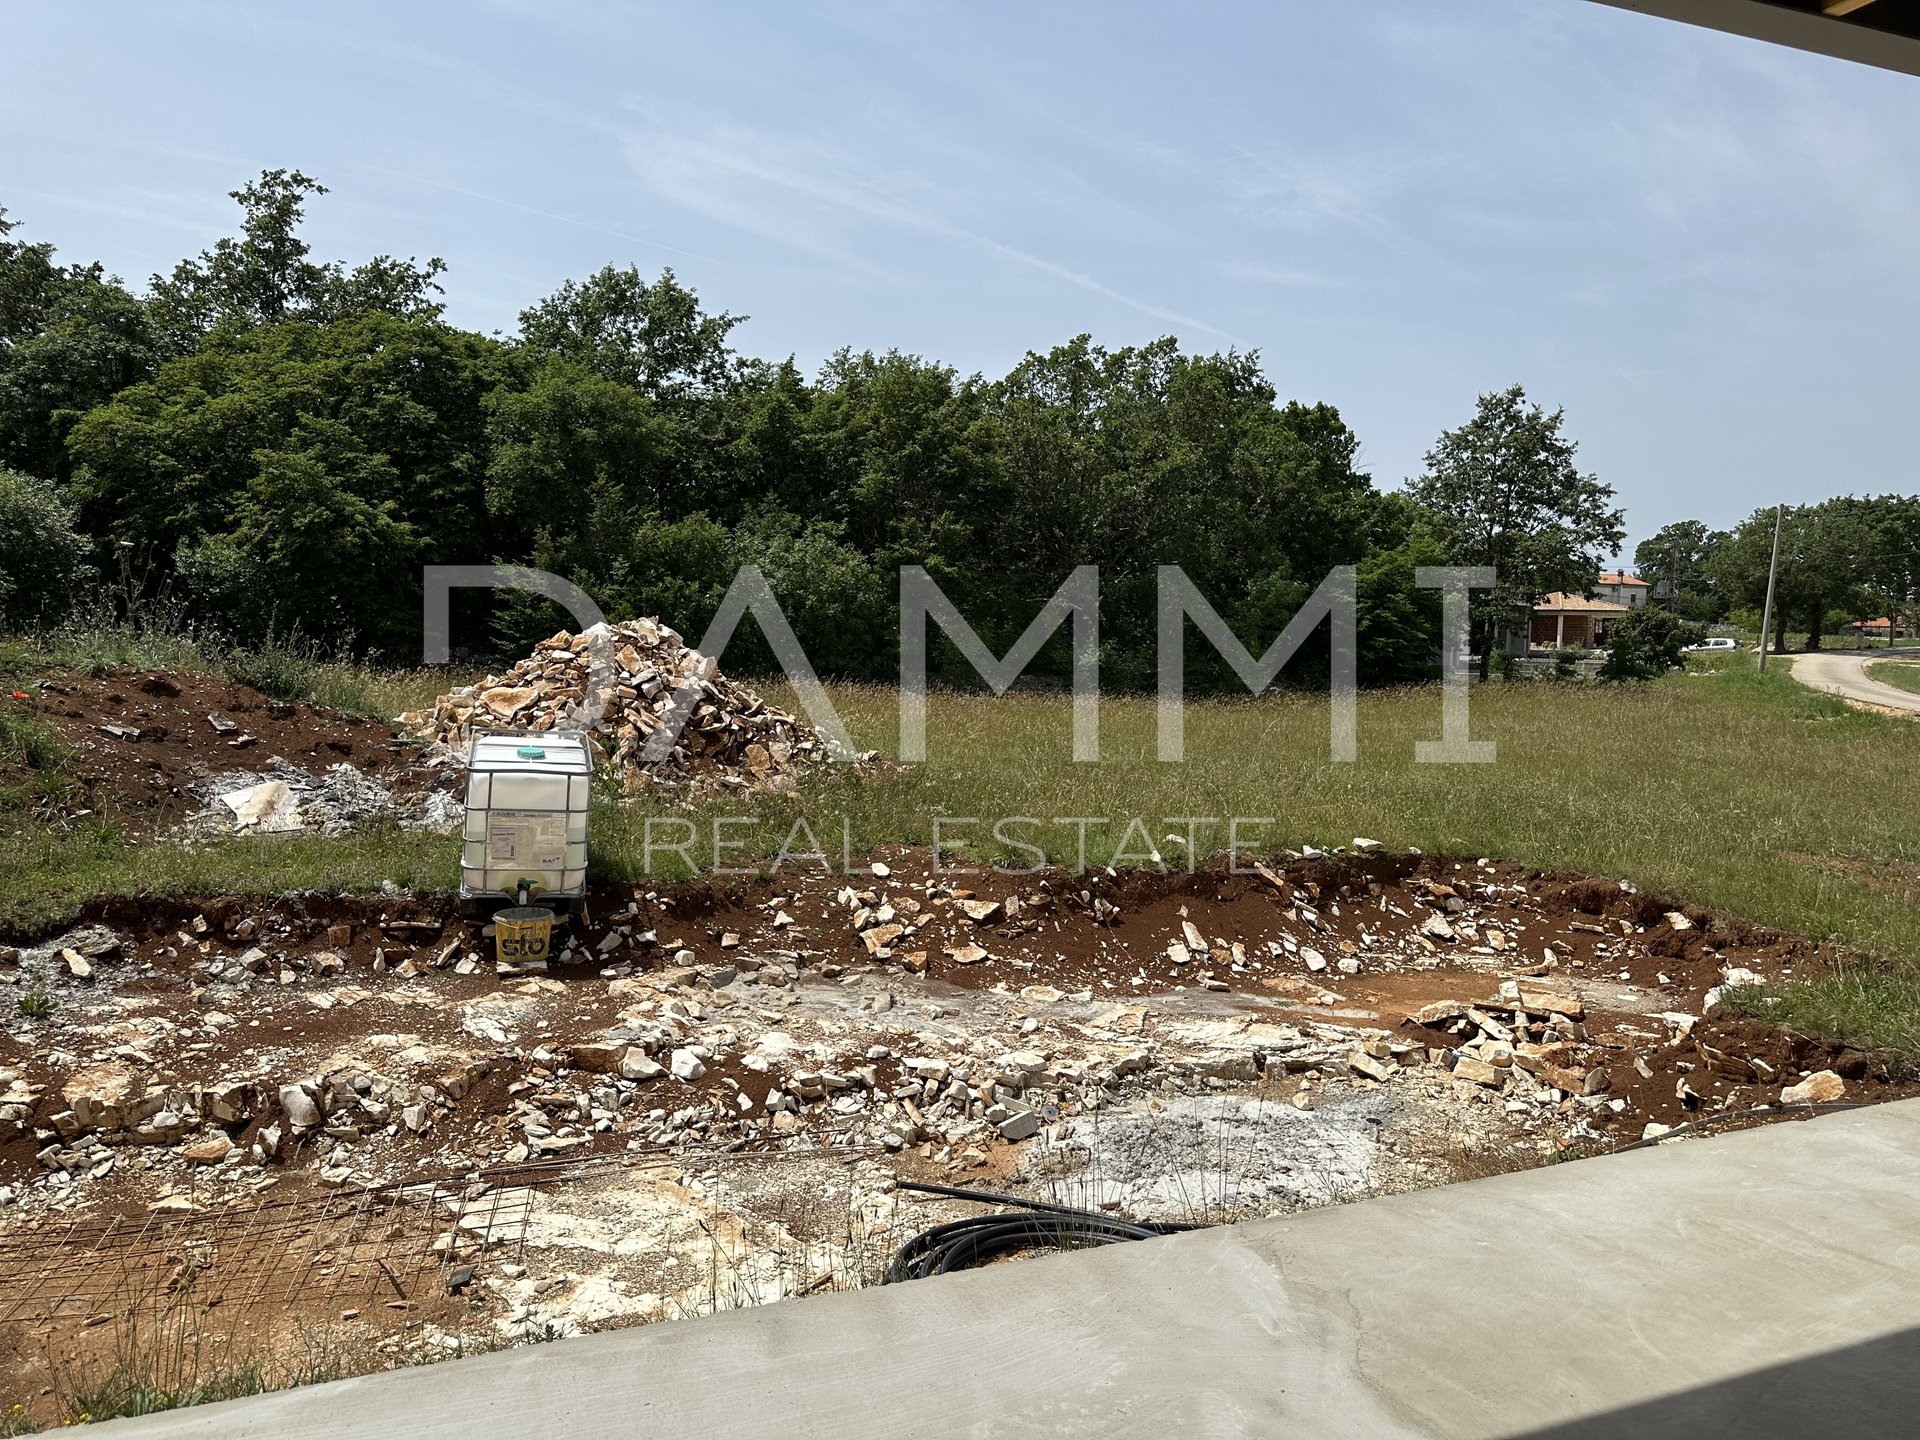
[1866,660,1920,698]
[7,645,1920,1057]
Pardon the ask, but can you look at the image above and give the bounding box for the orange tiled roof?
[1597,572,1648,587]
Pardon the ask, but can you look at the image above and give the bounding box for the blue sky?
[6,0,1918,557]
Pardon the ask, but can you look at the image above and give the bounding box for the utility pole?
[1757,503,1786,673]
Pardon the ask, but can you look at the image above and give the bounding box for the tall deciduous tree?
[176,418,421,651]
[1407,384,1624,677]
[146,171,446,354]
[1708,502,1865,654]
[67,311,509,639]
[1634,518,1728,623]
[517,265,744,402]
[0,209,155,481]
[1837,495,1920,644]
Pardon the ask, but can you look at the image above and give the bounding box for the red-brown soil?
[4,669,427,834]
[4,849,1906,1177]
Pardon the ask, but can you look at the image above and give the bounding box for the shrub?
[0,467,93,631]
[1601,608,1704,681]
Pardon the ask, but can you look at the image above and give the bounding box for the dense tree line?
[2,168,1762,688]
[1636,496,1920,651]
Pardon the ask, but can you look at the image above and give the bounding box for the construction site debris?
[404,620,858,792]
[1,848,1909,1418]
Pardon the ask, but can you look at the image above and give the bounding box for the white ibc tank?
[459,732,591,901]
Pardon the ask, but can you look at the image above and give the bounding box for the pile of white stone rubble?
[402,619,844,792]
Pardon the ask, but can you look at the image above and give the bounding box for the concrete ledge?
[100,1101,1920,1438]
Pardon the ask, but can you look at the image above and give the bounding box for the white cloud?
[615,102,1243,341]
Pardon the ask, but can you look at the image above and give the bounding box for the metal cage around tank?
[457,727,592,911]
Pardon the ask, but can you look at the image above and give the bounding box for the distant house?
[1531,592,1630,650]
[1523,570,1649,650]
[1842,617,1896,641]
[1593,572,1651,609]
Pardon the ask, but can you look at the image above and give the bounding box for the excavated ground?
[1,846,1908,1423]
[2,668,1910,1422]
[4,668,446,836]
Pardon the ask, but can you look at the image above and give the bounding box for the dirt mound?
[5,669,432,836]
[402,619,841,791]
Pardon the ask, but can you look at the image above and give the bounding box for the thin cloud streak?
[616,107,1243,343]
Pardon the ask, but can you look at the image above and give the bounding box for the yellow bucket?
[494,906,555,966]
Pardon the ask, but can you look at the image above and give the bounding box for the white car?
[1684,637,1740,652]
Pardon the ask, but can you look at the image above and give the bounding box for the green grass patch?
[0,618,206,680]
[0,704,71,772]
[7,648,1920,1060]
[220,644,453,721]
[1723,965,1920,1061]
[0,619,462,724]
[35,1308,379,1432]
[588,654,1920,953]
[0,699,75,818]
[1866,660,1920,698]
[6,820,456,936]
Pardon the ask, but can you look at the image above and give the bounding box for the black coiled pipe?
[884,1181,1199,1283]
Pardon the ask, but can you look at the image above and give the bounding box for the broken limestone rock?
[1780,1070,1845,1106]
[1348,1050,1394,1083]
[568,1042,626,1074]
[181,1134,234,1165]
[1451,1056,1504,1089]
[403,619,850,792]
[278,1084,322,1129]
[620,1051,666,1082]
[222,779,303,833]
[996,1110,1041,1142]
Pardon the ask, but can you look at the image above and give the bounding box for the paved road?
[98,1100,1920,1439]
[1789,651,1920,713]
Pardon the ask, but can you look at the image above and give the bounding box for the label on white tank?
[486,810,567,868]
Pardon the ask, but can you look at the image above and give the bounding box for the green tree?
[1835,494,1920,644]
[728,506,886,677]
[484,358,665,551]
[176,418,422,650]
[725,357,824,522]
[146,170,446,354]
[10,166,1641,687]
[0,209,155,481]
[0,467,93,630]
[517,265,743,402]
[1406,384,1625,678]
[496,496,733,657]
[69,313,509,567]
[1354,493,1452,683]
[1634,519,1728,623]
[978,337,1386,690]
[1709,502,1876,654]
